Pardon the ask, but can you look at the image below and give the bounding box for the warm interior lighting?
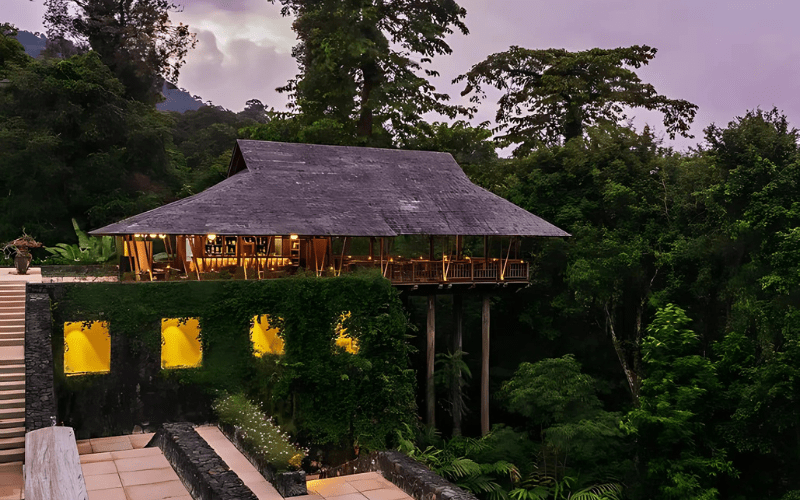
[250,315,284,356]
[64,321,111,376]
[158,234,166,239]
[161,318,202,369]
[207,234,217,241]
[133,234,141,238]
[289,234,299,240]
[334,312,359,354]
[149,234,157,238]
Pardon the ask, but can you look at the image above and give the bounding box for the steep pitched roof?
[90,140,569,237]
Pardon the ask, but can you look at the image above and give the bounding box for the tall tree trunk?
[356,63,378,137]
[605,302,640,403]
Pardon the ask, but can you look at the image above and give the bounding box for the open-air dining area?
[121,233,531,286]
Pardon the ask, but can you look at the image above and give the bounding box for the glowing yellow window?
[334,312,359,354]
[161,318,202,369]
[64,321,111,376]
[250,315,284,356]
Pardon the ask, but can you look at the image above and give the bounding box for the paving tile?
[91,438,134,453]
[129,433,155,449]
[81,460,118,476]
[114,453,171,472]
[0,483,22,500]
[287,495,325,500]
[119,467,179,487]
[309,476,351,486]
[87,487,127,500]
[313,481,359,498]
[348,479,389,492]
[361,488,411,500]
[324,493,370,500]
[80,452,114,464]
[237,469,268,484]
[163,497,193,500]
[125,480,190,500]
[76,440,94,455]
[248,481,284,500]
[111,446,162,460]
[85,472,123,491]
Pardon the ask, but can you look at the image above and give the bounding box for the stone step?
[0,426,24,439]
[0,297,25,304]
[0,372,24,382]
[0,307,24,315]
[0,417,24,430]
[0,390,24,401]
[0,379,23,391]
[0,319,24,328]
[0,357,23,367]
[0,406,24,420]
[0,447,24,463]
[0,436,24,451]
[0,399,24,411]
[0,325,24,334]
[0,364,23,375]
[0,338,23,347]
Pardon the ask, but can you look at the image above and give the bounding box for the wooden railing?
[370,259,529,285]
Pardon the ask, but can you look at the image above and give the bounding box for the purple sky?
[6,0,800,151]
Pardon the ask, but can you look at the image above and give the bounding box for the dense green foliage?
[53,275,416,450]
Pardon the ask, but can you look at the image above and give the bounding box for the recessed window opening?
[64,321,111,376]
[161,318,202,369]
[251,315,285,356]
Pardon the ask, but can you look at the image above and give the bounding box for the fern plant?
[397,424,518,500]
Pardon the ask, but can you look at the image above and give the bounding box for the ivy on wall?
[52,272,417,450]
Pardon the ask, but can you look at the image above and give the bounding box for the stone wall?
[149,422,258,500]
[25,283,61,432]
[320,451,478,500]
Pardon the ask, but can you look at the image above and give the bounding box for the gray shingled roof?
[90,140,569,238]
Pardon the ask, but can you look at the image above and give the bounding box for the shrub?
[214,393,306,471]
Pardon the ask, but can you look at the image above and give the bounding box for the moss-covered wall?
[52,273,417,448]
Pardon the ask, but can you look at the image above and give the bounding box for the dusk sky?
[6,0,799,151]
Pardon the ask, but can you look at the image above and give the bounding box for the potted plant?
[3,232,42,275]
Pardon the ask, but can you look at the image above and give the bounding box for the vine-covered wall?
[51,273,417,449]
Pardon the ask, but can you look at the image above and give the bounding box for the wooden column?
[481,294,490,436]
[427,295,436,426]
[452,294,463,436]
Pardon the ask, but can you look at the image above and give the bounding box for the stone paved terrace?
[77,433,192,500]
[299,472,413,500]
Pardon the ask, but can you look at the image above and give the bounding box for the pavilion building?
[90,139,569,434]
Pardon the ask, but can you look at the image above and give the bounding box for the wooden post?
[481,294,490,436]
[427,295,436,427]
[452,294,463,436]
[484,235,489,267]
[429,235,435,261]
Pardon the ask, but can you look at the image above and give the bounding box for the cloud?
[176,29,297,111]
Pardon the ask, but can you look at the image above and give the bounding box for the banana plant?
[45,219,117,263]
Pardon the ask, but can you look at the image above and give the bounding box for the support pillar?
[452,294,463,436]
[427,295,436,427]
[481,295,490,436]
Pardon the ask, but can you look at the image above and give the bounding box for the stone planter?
[14,253,31,275]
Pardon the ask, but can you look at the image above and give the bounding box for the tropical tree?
[456,46,697,153]
[44,0,196,103]
[272,0,471,143]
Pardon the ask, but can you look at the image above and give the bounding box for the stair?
[0,281,25,465]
